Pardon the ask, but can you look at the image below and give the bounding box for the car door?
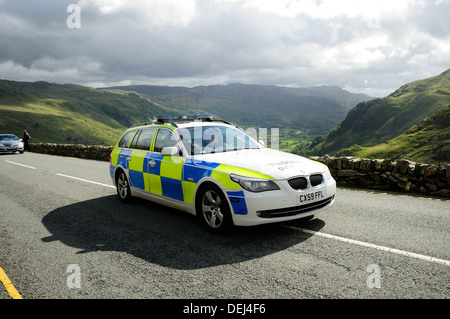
[148,128,186,202]
[127,128,157,192]
[114,129,137,174]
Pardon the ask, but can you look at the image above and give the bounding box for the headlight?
[315,162,332,180]
[230,174,280,192]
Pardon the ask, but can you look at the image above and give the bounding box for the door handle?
[149,159,156,167]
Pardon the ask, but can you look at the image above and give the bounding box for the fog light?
[256,211,271,218]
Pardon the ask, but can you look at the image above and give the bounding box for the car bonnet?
[191,148,326,180]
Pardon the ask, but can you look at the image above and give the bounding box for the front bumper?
[228,177,336,226]
[0,144,24,153]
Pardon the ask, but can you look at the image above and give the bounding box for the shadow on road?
[41,195,324,270]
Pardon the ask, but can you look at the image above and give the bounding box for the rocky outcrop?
[310,155,449,198]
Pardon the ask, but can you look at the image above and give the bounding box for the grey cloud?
[410,1,450,38]
[0,0,448,97]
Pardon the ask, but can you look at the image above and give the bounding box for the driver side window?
[154,129,178,153]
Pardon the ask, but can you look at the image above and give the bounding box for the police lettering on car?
[110,115,336,233]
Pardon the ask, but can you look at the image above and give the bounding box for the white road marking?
[283,225,450,267]
[4,160,36,170]
[56,173,115,189]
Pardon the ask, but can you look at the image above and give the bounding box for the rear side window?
[117,131,136,148]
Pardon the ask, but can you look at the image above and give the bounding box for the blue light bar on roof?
[153,115,212,121]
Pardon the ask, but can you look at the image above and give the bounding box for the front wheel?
[197,185,233,234]
[116,170,132,203]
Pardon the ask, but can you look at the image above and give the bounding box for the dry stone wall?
[310,155,450,198]
[28,143,449,198]
[29,143,113,162]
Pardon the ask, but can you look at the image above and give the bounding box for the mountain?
[107,83,371,135]
[0,80,177,145]
[336,105,450,164]
[293,69,450,160]
[0,80,371,146]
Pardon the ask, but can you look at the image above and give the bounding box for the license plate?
[299,191,324,204]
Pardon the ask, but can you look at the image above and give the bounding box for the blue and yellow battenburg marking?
[110,147,277,216]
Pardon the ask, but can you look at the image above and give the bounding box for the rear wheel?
[116,170,132,203]
[197,184,233,234]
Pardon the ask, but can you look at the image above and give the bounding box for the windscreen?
[177,126,263,155]
[0,135,19,141]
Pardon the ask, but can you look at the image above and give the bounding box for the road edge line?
[56,173,115,189]
[0,266,23,299]
[4,160,36,170]
[284,225,450,267]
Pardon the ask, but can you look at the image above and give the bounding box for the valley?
[1,69,449,165]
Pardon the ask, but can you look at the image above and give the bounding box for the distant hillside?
[0,80,370,147]
[336,105,450,164]
[107,83,371,135]
[293,69,450,158]
[0,80,176,145]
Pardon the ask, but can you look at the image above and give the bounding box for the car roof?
[129,115,234,131]
[176,121,233,129]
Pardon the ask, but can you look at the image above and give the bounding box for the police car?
[110,115,336,233]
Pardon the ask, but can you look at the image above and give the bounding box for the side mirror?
[161,146,179,156]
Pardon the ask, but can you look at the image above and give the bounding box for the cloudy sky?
[0,0,449,97]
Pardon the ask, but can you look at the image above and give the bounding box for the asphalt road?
[0,152,449,301]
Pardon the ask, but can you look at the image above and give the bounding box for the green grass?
[278,129,314,152]
[0,102,125,145]
[0,80,179,145]
[336,106,450,164]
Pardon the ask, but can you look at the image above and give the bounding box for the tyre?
[116,170,132,203]
[196,184,233,234]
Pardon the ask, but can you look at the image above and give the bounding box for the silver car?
[0,134,25,154]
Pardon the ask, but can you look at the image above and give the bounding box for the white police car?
[110,115,336,233]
